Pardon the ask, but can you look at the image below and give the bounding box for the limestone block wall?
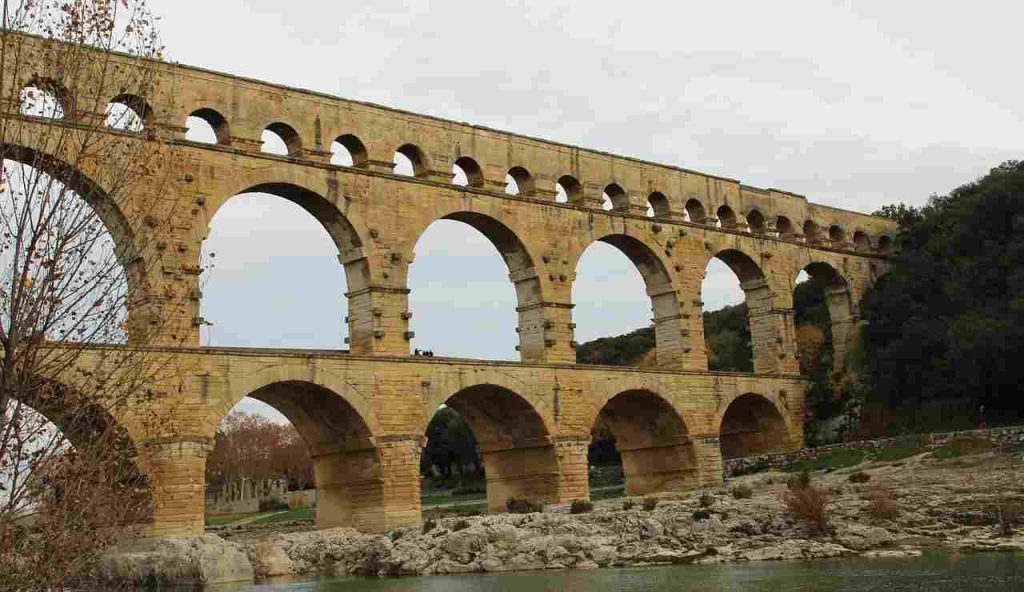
[3,33,899,539]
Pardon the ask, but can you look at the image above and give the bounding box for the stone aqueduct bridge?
[3,37,896,537]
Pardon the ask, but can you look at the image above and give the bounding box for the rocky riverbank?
[101,447,1024,586]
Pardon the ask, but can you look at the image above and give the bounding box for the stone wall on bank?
[724,425,1024,477]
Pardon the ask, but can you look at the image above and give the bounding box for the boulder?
[99,535,254,587]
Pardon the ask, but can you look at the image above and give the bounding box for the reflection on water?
[221,551,1023,592]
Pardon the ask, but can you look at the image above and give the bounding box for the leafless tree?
[0,1,173,589]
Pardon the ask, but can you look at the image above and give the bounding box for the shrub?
[865,484,899,520]
[783,474,831,534]
[848,471,871,484]
[996,498,1021,536]
[570,499,594,514]
[622,499,636,511]
[422,518,437,534]
[642,497,659,511]
[787,471,812,491]
[506,497,544,514]
[452,519,471,532]
[699,492,716,508]
[731,484,754,499]
[259,498,290,512]
[692,509,711,521]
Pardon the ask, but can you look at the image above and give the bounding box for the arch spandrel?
[420,376,557,441]
[208,363,382,443]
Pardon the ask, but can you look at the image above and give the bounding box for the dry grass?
[864,484,900,520]
[783,474,832,534]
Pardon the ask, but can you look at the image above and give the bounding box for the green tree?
[861,161,1024,432]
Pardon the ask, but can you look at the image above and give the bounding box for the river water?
[223,551,1023,591]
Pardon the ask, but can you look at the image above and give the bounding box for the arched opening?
[261,122,302,156]
[505,166,533,196]
[829,224,846,244]
[776,216,794,239]
[803,219,823,243]
[209,383,380,530]
[717,205,738,229]
[746,209,766,234]
[200,183,365,349]
[2,385,151,555]
[719,393,792,459]
[853,231,871,252]
[685,198,706,223]
[795,262,853,440]
[573,235,682,368]
[556,175,581,204]
[590,390,696,496]
[393,143,429,177]
[105,94,152,133]
[647,192,670,218]
[185,108,230,145]
[877,235,895,255]
[702,250,765,373]
[452,156,483,188]
[330,134,368,167]
[0,151,136,344]
[19,84,66,119]
[409,213,538,361]
[422,385,558,513]
[603,183,627,211]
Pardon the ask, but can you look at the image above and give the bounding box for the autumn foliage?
[206,412,314,492]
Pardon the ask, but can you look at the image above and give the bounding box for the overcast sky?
[152,1,1023,420]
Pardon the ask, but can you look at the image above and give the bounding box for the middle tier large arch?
[572,233,687,369]
[402,209,551,363]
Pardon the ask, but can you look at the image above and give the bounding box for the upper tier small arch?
[506,166,533,196]
[186,108,231,145]
[394,143,429,177]
[262,122,303,156]
[331,134,368,167]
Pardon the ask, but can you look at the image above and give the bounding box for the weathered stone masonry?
[2,35,896,537]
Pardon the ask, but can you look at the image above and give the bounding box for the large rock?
[100,534,254,586]
[834,524,894,551]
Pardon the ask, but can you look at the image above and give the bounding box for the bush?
[787,471,812,491]
[865,484,899,520]
[259,498,290,512]
[622,499,636,511]
[452,519,470,532]
[996,498,1021,536]
[422,518,437,534]
[642,497,659,511]
[506,497,544,514]
[731,484,754,499]
[699,492,716,508]
[570,499,594,514]
[692,509,711,521]
[932,437,995,460]
[783,474,831,534]
[848,471,871,484]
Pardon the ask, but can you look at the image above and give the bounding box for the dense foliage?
[860,161,1024,432]
[420,407,481,479]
